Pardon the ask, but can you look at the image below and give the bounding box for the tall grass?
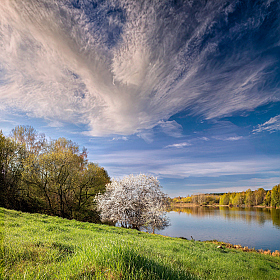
[1,207,280,279]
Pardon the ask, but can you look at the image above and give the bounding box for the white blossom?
[96,174,170,233]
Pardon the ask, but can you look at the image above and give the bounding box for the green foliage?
[219,193,230,205]
[245,189,254,206]
[0,126,110,222]
[255,188,266,205]
[1,208,280,280]
[271,184,280,208]
[231,192,245,206]
[0,131,27,210]
[173,186,280,208]
[264,190,272,206]
[172,195,219,205]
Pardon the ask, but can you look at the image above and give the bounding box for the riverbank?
[171,203,279,209]
[1,207,280,279]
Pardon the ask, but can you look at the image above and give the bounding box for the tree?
[96,174,170,233]
[245,189,254,206]
[219,193,230,205]
[10,125,46,154]
[232,192,244,206]
[254,188,266,206]
[264,190,271,206]
[0,131,27,210]
[271,184,280,208]
[0,126,110,221]
[73,163,110,222]
[23,137,110,220]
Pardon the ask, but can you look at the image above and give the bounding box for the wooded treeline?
[0,126,110,222]
[172,186,280,208]
[172,194,220,206]
[219,187,280,207]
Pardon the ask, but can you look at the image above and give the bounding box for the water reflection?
[170,206,280,229]
[157,206,280,251]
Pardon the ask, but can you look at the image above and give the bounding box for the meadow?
[1,207,280,280]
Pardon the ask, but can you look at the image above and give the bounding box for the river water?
[156,206,280,251]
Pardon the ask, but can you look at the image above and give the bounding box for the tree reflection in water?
[170,206,280,229]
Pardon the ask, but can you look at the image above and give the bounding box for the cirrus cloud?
[253,115,280,133]
[0,0,279,136]
[165,142,192,149]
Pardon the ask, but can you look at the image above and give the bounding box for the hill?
[1,207,280,279]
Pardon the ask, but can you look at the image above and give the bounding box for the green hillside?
[1,207,279,280]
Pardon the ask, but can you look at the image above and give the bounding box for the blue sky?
[0,0,280,196]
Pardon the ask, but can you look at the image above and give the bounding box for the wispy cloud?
[225,136,243,141]
[253,115,280,133]
[112,136,128,141]
[158,121,183,138]
[136,129,154,143]
[213,136,243,141]
[165,142,191,149]
[197,177,280,194]
[200,137,210,141]
[96,148,280,179]
[0,0,279,136]
[154,160,279,178]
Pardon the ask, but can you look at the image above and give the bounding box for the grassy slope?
[0,208,279,280]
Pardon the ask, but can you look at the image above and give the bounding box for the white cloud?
[136,130,154,143]
[0,0,279,136]
[154,160,279,178]
[225,136,243,141]
[112,136,128,141]
[213,136,243,141]
[253,115,280,133]
[47,120,64,128]
[165,142,191,149]
[158,120,183,138]
[95,148,280,179]
[197,177,280,194]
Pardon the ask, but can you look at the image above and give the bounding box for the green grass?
[0,207,279,279]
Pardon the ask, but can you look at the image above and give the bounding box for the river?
[156,206,280,251]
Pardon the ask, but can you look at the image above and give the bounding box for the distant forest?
[0,126,110,222]
[172,185,280,208]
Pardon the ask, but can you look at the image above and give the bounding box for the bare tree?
[10,125,46,154]
[96,174,170,233]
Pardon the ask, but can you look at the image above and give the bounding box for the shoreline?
[170,203,278,209]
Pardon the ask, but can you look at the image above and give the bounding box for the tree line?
[219,187,280,207]
[0,125,110,222]
[0,125,170,231]
[172,194,220,206]
[172,186,280,208]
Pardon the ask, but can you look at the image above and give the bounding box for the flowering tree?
[96,174,170,233]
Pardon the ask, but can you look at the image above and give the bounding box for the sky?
[0,0,280,196]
